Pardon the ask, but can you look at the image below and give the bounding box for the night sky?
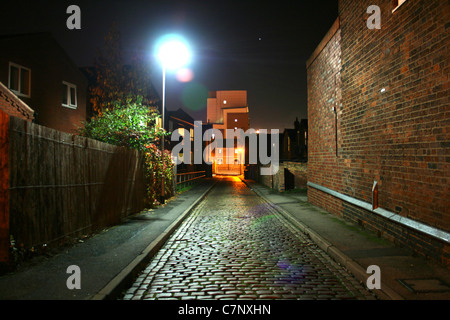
[0,0,338,131]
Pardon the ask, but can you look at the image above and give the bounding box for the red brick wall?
[0,95,25,121]
[0,34,87,134]
[307,18,343,217]
[307,0,450,265]
[0,83,34,121]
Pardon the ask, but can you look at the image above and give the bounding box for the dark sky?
[0,0,338,131]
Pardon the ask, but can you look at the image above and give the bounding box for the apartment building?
[206,90,250,175]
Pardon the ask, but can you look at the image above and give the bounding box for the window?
[392,0,407,12]
[9,62,31,97]
[62,81,77,109]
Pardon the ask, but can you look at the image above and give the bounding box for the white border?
[62,81,77,109]
[8,62,31,98]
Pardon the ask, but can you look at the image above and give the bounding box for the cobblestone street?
[122,176,376,300]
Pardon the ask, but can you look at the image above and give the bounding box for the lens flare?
[181,82,208,111]
[176,68,194,82]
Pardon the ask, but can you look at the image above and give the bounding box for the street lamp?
[155,34,191,204]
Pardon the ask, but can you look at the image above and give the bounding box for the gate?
[216,164,242,175]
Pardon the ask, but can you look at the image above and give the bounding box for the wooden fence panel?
[0,110,9,262]
[7,116,147,252]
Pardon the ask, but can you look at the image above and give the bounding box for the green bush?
[79,97,174,206]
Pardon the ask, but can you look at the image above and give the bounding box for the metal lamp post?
[156,35,191,204]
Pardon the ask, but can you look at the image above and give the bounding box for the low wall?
[256,162,307,192]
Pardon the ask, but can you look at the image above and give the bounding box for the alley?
[122,176,375,300]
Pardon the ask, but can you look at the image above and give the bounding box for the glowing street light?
[156,36,191,70]
[155,34,191,204]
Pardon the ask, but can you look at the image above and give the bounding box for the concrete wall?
[257,162,307,192]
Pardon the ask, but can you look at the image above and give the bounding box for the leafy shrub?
[79,97,174,206]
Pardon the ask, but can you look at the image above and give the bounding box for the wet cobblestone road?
[122,177,376,300]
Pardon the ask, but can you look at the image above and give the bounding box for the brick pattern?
[307,0,450,265]
[0,83,34,121]
[307,21,343,217]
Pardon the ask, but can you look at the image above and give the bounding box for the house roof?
[0,32,88,85]
[168,108,194,124]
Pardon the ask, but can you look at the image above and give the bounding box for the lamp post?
[156,35,191,204]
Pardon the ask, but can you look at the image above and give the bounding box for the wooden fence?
[1,112,148,263]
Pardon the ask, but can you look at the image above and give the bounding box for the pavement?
[0,175,449,300]
[241,178,450,300]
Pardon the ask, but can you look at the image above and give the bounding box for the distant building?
[166,107,196,171]
[282,117,307,161]
[0,33,88,134]
[206,90,249,175]
[307,0,449,266]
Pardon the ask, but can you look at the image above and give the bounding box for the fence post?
[173,162,177,195]
[0,110,10,264]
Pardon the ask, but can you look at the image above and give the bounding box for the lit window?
[392,0,407,12]
[62,81,77,109]
[8,62,31,97]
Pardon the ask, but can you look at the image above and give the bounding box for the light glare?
[156,35,191,70]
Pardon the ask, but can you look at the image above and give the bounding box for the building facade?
[0,33,87,134]
[282,117,308,161]
[307,0,449,266]
[206,90,250,175]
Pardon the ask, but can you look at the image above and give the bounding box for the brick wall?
[0,82,34,121]
[307,0,449,266]
[0,33,86,134]
[307,17,343,217]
